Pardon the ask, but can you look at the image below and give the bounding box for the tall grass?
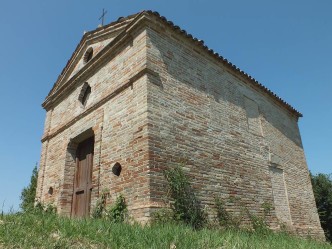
[0,212,331,249]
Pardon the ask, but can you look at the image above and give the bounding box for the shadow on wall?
[149,28,303,150]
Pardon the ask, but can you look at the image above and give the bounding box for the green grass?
[0,212,331,249]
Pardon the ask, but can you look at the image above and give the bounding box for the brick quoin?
[36,11,324,239]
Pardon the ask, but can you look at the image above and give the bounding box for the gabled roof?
[46,12,141,98]
[45,10,302,117]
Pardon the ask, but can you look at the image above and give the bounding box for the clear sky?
[0,0,331,212]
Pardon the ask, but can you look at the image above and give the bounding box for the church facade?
[36,11,324,237]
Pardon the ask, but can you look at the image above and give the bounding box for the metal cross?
[99,8,108,26]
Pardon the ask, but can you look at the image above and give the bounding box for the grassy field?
[0,212,331,249]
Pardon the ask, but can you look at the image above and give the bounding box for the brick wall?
[144,18,324,237]
[37,13,324,238]
[37,27,152,221]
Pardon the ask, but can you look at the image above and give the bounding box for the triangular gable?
[47,13,141,99]
[65,36,116,81]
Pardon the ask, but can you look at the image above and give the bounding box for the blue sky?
[0,0,331,212]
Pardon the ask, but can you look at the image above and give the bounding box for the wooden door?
[72,137,94,217]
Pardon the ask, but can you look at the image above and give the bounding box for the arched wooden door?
[72,137,94,217]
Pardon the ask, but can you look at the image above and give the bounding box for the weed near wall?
[92,192,127,223]
[162,165,206,229]
[214,197,240,229]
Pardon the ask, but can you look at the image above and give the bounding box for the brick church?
[36,11,324,238]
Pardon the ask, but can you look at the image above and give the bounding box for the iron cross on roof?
[99,8,108,26]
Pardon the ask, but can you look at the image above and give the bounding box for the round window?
[112,162,122,176]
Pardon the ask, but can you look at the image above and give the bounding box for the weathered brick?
[36,11,324,239]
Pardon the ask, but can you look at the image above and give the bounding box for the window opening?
[112,162,122,176]
[83,47,93,63]
[78,83,91,106]
[48,187,54,195]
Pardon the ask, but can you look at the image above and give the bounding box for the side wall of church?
[37,27,152,221]
[144,19,324,237]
